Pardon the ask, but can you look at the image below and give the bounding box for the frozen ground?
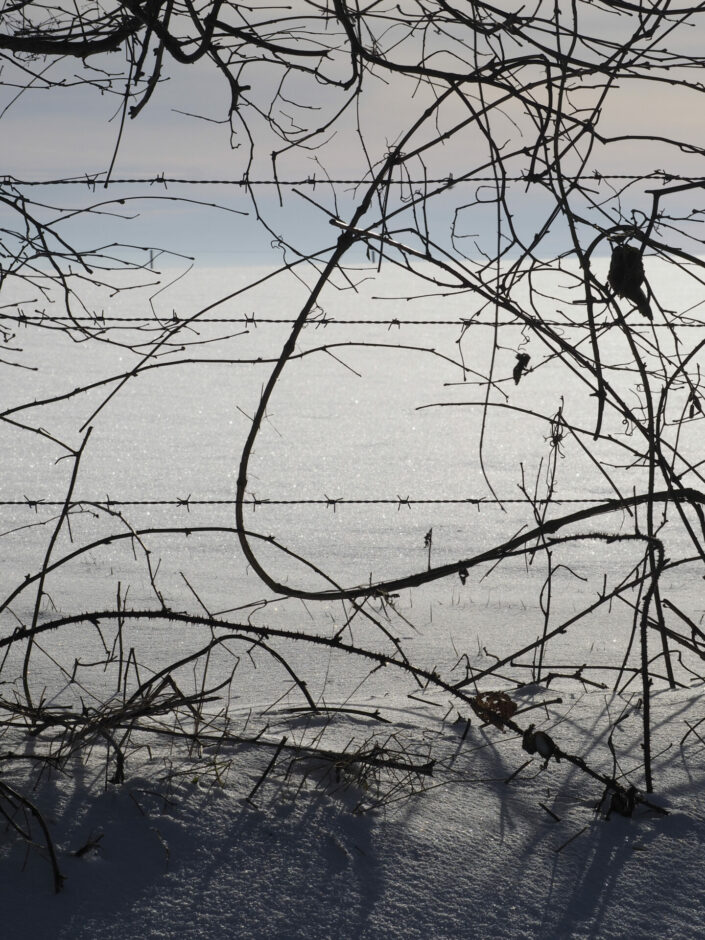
[3,685,705,939]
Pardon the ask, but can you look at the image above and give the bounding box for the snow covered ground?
[3,684,705,939]
[4,265,705,938]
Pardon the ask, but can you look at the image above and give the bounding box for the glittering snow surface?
[4,267,705,936]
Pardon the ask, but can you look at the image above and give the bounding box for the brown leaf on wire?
[470,691,518,730]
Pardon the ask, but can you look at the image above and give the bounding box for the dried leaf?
[513,352,531,385]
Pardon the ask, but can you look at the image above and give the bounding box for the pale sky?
[1,3,704,264]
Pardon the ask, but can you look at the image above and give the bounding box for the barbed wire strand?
[3,496,629,509]
[8,315,705,329]
[3,316,554,325]
[2,173,701,187]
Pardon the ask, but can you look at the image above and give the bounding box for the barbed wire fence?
[3,1,705,880]
[5,176,694,516]
[5,170,705,515]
